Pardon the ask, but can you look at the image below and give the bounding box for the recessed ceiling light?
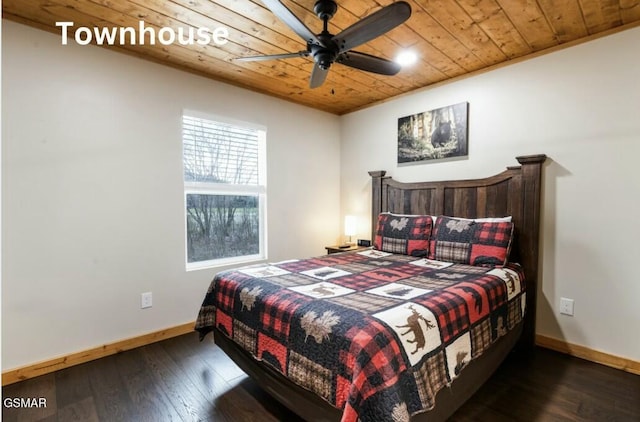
[396,50,417,67]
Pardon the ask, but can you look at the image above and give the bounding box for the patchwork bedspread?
[195,249,526,422]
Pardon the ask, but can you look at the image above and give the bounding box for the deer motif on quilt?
[454,351,469,375]
[310,284,338,297]
[396,304,435,355]
[505,271,516,294]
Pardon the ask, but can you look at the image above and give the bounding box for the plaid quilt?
[195,250,526,422]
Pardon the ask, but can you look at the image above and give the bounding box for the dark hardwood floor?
[3,332,639,421]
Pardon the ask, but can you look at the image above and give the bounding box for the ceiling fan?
[237,0,412,88]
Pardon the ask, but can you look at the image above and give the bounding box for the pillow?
[433,215,512,223]
[373,212,432,257]
[474,216,512,222]
[428,216,514,267]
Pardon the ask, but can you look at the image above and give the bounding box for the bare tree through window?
[183,115,266,265]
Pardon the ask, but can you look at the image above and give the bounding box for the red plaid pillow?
[429,216,514,267]
[373,213,433,257]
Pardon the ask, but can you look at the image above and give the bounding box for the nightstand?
[325,244,370,254]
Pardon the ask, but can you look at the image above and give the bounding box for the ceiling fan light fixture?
[396,50,418,67]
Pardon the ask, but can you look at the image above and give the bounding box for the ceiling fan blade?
[236,51,309,61]
[338,51,401,75]
[335,1,411,52]
[261,0,322,46]
[309,63,329,88]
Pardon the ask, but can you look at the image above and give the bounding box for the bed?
[195,154,546,421]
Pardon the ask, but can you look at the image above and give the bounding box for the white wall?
[340,28,640,361]
[3,20,639,372]
[1,20,341,370]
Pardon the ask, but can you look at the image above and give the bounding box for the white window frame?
[183,110,267,270]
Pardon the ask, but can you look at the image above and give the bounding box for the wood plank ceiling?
[4,0,640,115]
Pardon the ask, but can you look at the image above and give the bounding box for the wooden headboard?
[369,154,547,347]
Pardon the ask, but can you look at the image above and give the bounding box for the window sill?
[186,254,266,272]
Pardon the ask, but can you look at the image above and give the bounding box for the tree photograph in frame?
[397,102,469,164]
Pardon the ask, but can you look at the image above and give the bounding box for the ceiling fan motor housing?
[310,32,338,70]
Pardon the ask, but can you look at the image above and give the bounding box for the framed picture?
[397,102,469,164]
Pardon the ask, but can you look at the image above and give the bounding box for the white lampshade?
[344,215,357,237]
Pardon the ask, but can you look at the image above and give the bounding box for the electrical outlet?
[559,297,574,316]
[141,292,153,309]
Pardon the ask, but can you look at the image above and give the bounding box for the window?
[182,112,266,269]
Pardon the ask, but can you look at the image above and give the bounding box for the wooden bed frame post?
[368,170,388,240]
[515,154,547,347]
